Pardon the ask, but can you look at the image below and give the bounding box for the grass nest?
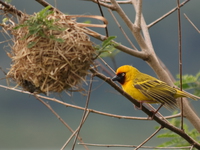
[5,8,96,94]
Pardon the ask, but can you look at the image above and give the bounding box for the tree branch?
[148,0,190,28]
[91,68,200,149]
[34,95,89,150]
[0,0,24,17]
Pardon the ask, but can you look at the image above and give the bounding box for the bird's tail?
[177,90,200,100]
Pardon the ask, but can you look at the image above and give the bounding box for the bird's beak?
[112,75,120,81]
[112,74,125,84]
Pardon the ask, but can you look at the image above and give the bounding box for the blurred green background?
[0,0,200,150]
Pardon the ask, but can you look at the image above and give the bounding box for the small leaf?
[2,18,9,23]
[156,111,200,148]
[102,36,116,47]
[27,41,36,48]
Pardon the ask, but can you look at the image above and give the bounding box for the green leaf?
[13,6,65,46]
[83,20,91,24]
[2,18,9,23]
[175,72,200,97]
[55,38,65,43]
[102,36,117,48]
[156,111,200,149]
[5,0,12,3]
[27,41,36,48]
[95,36,120,58]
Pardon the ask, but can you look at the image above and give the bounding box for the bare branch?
[95,0,132,4]
[72,75,94,150]
[184,13,200,33]
[34,95,89,150]
[135,126,163,150]
[110,0,150,56]
[61,111,90,150]
[90,68,200,149]
[108,8,137,50]
[0,1,24,17]
[87,0,114,9]
[148,0,190,28]
[176,0,184,131]
[0,84,152,120]
[79,142,192,149]
[190,145,194,150]
[133,0,142,28]
[35,0,62,13]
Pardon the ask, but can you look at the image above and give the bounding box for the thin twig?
[97,57,115,74]
[148,0,190,28]
[107,8,137,50]
[165,113,181,119]
[177,0,184,131]
[35,0,62,13]
[72,75,94,150]
[96,0,109,37]
[34,95,90,150]
[91,0,132,4]
[184,13,200,33]
[134,126,163,150]
[89,0,114,9]
[79,142,191,149]
[0,83,158,121]
[190,145,194,150]
[110,0,150,56]
[0,0,24,17]
[145,103,170,123]
[61,111,90,150]
[95,59,114,76]
[76,27,147,59]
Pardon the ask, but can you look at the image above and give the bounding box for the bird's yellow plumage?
[112,65,199,109]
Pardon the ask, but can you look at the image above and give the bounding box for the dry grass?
[5,12,95,94]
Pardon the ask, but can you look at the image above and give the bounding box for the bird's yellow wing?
[134,79,178,109]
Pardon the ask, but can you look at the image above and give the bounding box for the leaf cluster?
[95,36,119,58]
[156,112,200,149]
[175,72,200,96]
[14,6,65,48]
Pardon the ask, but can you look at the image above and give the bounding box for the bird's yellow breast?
[113,65,200,109]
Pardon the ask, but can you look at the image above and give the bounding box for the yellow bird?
[112,65,199,109]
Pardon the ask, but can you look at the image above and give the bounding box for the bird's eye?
[121,72,126,77]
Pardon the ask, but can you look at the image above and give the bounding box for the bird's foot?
[147,110,157,120]
[147,104,164,120]
[134,102,143,110]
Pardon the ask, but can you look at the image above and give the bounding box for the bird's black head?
[112,72,126,85]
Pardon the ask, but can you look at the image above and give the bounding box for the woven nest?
[6,12,96,94]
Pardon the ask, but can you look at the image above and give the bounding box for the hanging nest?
[4,8,102,94]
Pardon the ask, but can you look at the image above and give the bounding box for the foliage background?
[0,0,200,149]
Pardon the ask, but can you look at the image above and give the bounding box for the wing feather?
[134,79,177,109]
